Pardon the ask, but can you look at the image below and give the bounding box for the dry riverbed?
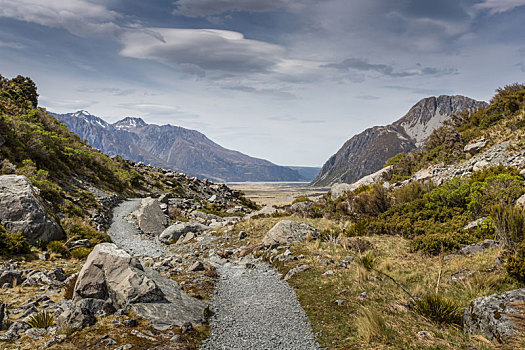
[228,182,329,206]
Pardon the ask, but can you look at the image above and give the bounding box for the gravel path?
[108,199,169,258]
[201,261,319,350]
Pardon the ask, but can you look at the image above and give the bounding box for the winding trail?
[201,261,320,350]
[108,199,319,349]
[108,199,168,258]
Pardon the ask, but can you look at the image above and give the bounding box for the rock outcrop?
[262,220,319,246]
[159,222,210,244]
[68,243,206,330]
[330,166,393,200]
[0,175,65,244]
[313,96,487,186]
[463,288,525,343]
[131,198,167,236]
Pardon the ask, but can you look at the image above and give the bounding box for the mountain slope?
[53,111,304,182]
[312,95,487,186]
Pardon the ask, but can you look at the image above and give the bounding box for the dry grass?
[263,234,522,349]
[228,183,328,207]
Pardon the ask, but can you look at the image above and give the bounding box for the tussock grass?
[27,311,55,328]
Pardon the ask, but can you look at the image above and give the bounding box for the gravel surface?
[108,199,169,258]
[201,261,319,350]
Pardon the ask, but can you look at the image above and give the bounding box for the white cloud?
[0,40,24,49]
[474,0,525,14]
[0,0,121,36]
[119,28,286,74]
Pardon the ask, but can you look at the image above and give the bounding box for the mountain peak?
[70,110,109,128]
[113,117,147,130]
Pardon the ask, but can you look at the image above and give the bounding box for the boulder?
[459,240,502,256]
[159,222,210,244]
[464,138,488,155]
[0,269,23,287]
[0,321,29,341]
[262,220,319,246]
[72,243,206,330]
[131,198,167,236]
[463,288,525,343]
[331,166,393,200]
[74,243,165,307]
[516,194,525,207]
[0,175,65,244]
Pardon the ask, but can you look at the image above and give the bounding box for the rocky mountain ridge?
[312,95,488,186]
[54,111,306,183]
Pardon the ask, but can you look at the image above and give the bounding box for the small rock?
[417,330,434,340]
[358,292,369,300]
[238,231,247,240]
[115,345,132,350]
[322,270,334,276]
[335,300,344,306]
[181,322,193,333]
[188,261,205,272]
[284,265,311,281]
[131,329,157,341]
[450,269,475,283]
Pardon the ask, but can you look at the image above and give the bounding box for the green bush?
[292,196,311,204]
[491,204,525,247]
[27,311,55,328]
[410,232,474,255]
[47,241,70,257]
[62,218,110,246]
[506,242,525,282]
[70,247,91,260]
[0,225,30,255]
[416,293,462,325]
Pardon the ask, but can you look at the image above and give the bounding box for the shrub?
[491,204,525,247]
[409,232,473,255]
[0,225,30,255]
[356,251,376,270]
[356,307,395,342]
[415,293,462,325]
[506,242,525,282]
[62,218,110,246]
[47,241,70,257]
[292,196,310,204]
[27,311,55,328]
[70,247,91,260]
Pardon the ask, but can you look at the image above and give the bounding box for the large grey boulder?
[262,220,319,246]
[463,288,525,343]
[72,243,206,330]
[0,175,65,244]
[131,198,167,236]
[330,166,393,200]
[159,222,210,244]
[74,243,165,307]
[464,138,488,155]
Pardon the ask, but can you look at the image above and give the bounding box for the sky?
[0,0,524,167]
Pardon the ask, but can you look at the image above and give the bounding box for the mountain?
[53,111,304,183]
[312,95,488,186]
[287,166,322,182]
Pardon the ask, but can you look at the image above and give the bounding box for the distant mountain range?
[53,111,319,182]
[312,95,488,186]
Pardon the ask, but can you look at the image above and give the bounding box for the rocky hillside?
[53,111,305,183]
[312,95,487,186]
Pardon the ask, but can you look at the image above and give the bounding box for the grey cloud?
[324,58,458,78]
[357,95,381,100]
[77,87,136,96]
[172,0,287,17]
[300,120,326,124]
[223,86,298,100]
[0,0,122,37]
[383,85,448,95]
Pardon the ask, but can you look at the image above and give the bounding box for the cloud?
[0,40,24,49]
[223,85,298,100]
[120,28,286,74]
[117,102,199,119]
[0,0,121,37]
[356,95,381,100]
[172,0,287,17]
[517,62,525,72]
[474,0,525,14]
[323,58,458,78]
[383,85,447,95]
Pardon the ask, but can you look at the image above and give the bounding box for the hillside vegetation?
[0,74,185,252]
[237,84,525,349]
